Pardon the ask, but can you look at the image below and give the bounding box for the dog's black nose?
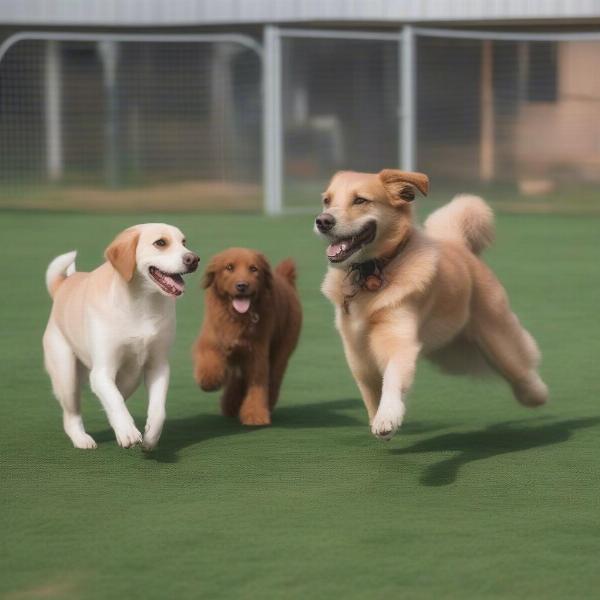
[183,252,199,272]
[315,212,336,233]
[235,281,249,293]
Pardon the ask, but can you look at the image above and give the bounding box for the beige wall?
[515,41,600,181]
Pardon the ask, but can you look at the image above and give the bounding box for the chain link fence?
[0,34,262,211]
[280,32,400,211]
[1,29,599,213]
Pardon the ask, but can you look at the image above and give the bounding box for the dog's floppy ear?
[202,262,216,289]
[256,253,273,290]
[105,228,140,282]
[379,169,429,206]
[202,265,215,290]
[202,256,219,290]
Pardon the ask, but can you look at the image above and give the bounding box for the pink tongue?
[327,242,344,258]
[232,298,251,314]
[164,275,184,293]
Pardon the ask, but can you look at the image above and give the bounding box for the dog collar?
[342,235,410,314]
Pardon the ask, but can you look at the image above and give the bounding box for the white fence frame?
[0,31,263,196]
[1,27,600,214]
[263,26,408,214]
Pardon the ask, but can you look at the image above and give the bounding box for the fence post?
[479,40,495,182]
[401,25,416,172]
[263,25,283,215]
[44,40,63,182]
[98,40,119,188]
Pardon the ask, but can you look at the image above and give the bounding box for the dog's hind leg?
[470,296,548,407]
[221,373,245,417]
[267,357,287,410]
[43,324,97,449]
[239,351,271,426]
[268,303,302,411]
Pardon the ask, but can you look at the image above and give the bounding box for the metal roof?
[1,0,599,26]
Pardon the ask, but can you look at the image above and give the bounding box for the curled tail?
[46,251,77,298]
[275,258,297,287]
[424,194,494,255]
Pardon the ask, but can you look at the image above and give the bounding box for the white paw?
[142,416,165,450]
[371,408,404,441]
[114,420,143,448]
[142,423,162,451]
[72,433,98,449]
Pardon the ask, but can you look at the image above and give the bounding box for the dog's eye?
[249,265,258,273]
[182,239,186,247]
[322,196,331,206]
[153,238,167,248]
[353,197,369,205]
[225,263,234,271]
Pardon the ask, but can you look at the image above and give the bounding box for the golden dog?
[315,169,548,440]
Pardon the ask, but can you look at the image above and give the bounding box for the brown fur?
[319,170,548,437]
[192,248,302,425]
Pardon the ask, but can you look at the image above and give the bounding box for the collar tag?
[364,274,383,291]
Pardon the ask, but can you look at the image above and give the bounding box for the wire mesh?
[0,38,262,211]
[280,35,400,211]
[416,35,600,205]
[1,30,600,214]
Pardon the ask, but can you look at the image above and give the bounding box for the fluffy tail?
[424,194,495,255]
[46,251,77,298]
[275,258,297,287]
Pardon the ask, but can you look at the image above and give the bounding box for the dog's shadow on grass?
[92,399,458,463]
[127,398,366,463]
[393,417,600,487]
[92,398,446,463]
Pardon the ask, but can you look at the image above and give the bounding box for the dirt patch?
[0,180,262,212]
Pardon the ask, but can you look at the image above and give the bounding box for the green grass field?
[1,207,599,599]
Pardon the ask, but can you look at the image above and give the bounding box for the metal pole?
[401,25,416,171]
[99,40,119,188]
[479,40,495,182]
[44,40,63,182]
[263,25,282,215]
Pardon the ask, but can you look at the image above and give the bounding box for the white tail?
[46,251,77,298]
[424,194,495,255]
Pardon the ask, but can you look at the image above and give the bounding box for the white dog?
[43,223,199,450]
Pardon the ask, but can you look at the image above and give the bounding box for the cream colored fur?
[317,170,548,440]
[43,223,197,450]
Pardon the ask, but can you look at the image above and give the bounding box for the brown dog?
[193,248,302,425]
[315,169,548,440]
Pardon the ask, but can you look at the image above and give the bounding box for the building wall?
[1,0,600,27]
[515,41,600,181]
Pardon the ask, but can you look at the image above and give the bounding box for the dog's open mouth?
[232,296,252,314]
[326,221,377,263]
[149,266,185,297]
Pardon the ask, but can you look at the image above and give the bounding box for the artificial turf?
[1,207,599,599]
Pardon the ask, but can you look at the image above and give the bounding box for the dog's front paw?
[114,420,143,448]
[142,423,162,451]
[370,409,403,441]
[196,370,224,392]
[239,406,271,426]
